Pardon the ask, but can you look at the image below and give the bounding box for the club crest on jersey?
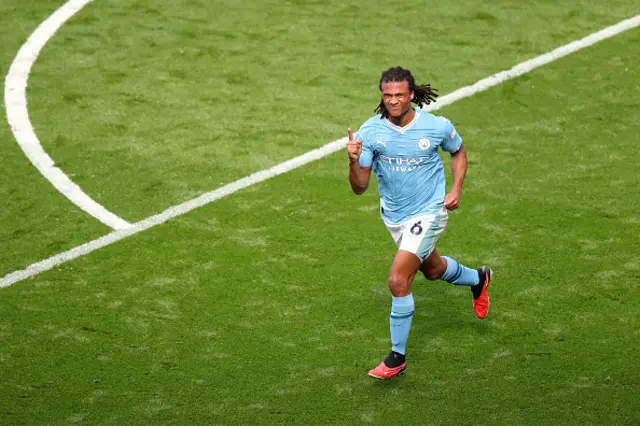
[418,138,431,150]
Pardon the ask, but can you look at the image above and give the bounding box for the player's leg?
[388,250,421,296]
[418,247,447,280]
[370,211,447,379]
[368,250,420,379]
[386,210,447,357]
[420,249,479,285]
[420,250,493,319]
[388,250,421,356]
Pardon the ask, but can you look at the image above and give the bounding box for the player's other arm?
[440,118,466,210]
[445,144,468,210]
[347,128,371,195]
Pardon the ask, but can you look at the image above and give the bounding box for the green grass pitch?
[1,0,639,424]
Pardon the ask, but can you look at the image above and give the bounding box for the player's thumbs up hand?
[347,128,362,163]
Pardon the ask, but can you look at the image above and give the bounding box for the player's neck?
[387,108,416,128]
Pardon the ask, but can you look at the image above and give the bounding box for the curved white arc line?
[1,14,639,288]
[4,0,132,230]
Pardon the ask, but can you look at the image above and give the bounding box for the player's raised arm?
[347,128,362,162]
[347,128,371,195]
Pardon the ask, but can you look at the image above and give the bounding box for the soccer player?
[347,67,492,380]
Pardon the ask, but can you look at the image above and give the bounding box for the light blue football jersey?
[356,108,463,225]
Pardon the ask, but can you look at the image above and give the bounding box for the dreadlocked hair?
[374,66,438,118]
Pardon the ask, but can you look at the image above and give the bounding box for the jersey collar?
[384,109,420,134]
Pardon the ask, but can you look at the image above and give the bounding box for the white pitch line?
[1,15,639,288]
[4,0,132,230]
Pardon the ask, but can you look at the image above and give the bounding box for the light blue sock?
[441,256,480,286]
[390,294,415,355]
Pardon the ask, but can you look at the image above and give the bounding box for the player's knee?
[388,274,410,296]
[422,266,443,281]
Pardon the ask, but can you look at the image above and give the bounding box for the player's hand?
[346,128,362,164]
[444,189,461,210]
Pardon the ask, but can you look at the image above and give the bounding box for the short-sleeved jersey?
[355,109,463,225]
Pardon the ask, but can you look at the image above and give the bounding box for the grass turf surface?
[1,1,639,424]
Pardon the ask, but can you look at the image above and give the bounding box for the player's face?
[381,81,414,118]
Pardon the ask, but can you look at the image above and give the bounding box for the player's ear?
[410,91,415,100]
